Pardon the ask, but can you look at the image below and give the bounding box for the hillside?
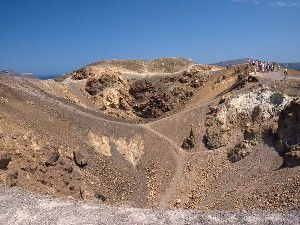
[0,58,300,211]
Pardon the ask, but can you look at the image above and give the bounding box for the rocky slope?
[0,58,300,211]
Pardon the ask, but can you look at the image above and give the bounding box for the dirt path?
[142,126,187,206]
[62,79,97,109]
[252,71,300,81]
[122,64,221,78]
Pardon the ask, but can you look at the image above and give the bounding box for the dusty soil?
[0,58,300,213]
[1,185,299,225]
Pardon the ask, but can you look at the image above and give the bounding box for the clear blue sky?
[0,0,299,76]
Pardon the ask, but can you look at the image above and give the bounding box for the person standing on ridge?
[284,68,288,79]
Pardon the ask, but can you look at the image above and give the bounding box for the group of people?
[249,59,279,73]
[248,59,288,79]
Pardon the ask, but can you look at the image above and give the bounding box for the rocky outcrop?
[205,88,294,150]
[276,100,300,167]
[181,127,196,150]
[276,100,300,147]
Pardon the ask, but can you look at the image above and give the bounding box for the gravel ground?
[252,71,300,81]
[0,186,299,225]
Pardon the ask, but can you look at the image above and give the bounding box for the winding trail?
[142,125,186,206]
[121,63,220,78]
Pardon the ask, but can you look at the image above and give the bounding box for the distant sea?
[38,74,60,80]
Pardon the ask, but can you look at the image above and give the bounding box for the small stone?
[95,193,106,202]
[73,170,81,180]
[21,162,37,173]
[63,164,73,173]
[45,152,60,166]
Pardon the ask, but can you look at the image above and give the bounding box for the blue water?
[37,74,60,80]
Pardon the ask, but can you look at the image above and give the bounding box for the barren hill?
[0,58,300,212]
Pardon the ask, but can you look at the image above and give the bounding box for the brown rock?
[21,162,37,173]
[45,151,60,166]
[73,149,88,167]
[95,193,106,202]
[63,164,73,173]
[0,151,11,170]
[73,170,82,180]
